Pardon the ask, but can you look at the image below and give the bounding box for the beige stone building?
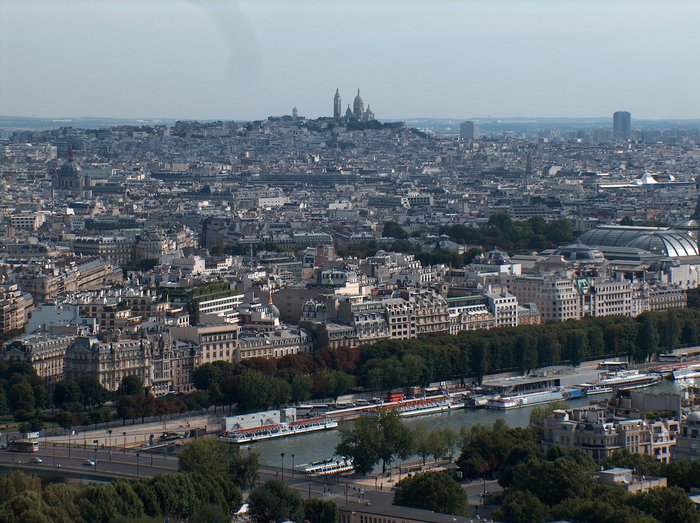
[64,336,152,392]
[1,334,75,386]
[543,406,678,463]
[170,323,238,365]
[672,410,700,462]
[0,284,34,334]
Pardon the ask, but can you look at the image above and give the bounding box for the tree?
[636,314,659,362]
[248,480,304,523]
[511,456,594,506]
[116,396,142,420]
[412,423,432,466]
[493,489,549,523]
[336,410,413,474]
[528,402,566,440]
[43,483,83,523]
[382,221,408,240]
[1,490,51,523]
[427,428,458,463]
[74,374,110,408]
[233,369,291,411]
[336,416,381,474]
[53,379,82,408]
[393,472,469,516]
[303,498,339,523]
[190,503,230,523]
[78,484,121,523]
[117,375,144,397]
[290,374,312,403]
[179,439,259,490]
[627,486,700,523]
[8,381,35,418]
[375,410,414,473]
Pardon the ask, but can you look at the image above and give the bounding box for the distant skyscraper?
[333,89,341,119]
[613,111,631,138]
[460,121,480,140]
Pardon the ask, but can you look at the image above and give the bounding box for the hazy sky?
[1,0,699,121]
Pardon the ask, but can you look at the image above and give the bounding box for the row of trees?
[186,307,700,414]
[440,214,575,253]
[357,308,700,391]
[335,410,458,474]
[0,440,339,523]
[0,469,243,523]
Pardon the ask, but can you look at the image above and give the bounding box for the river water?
[249,380,686,468]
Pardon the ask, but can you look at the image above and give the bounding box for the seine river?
[249,380,685,469]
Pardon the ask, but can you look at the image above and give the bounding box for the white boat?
[220,417,338,444]
[581,370,660,394]
[371,397,465,417]
[581,384,613,395]
[672,364,700,381]
[487,389,564,410]
[296,457,354,476]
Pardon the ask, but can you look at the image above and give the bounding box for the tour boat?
[369,397,465,417]
[296,457,354,476]
[672,364,700,381]
[580,370,660,395]
[219,417,338,444]
[486,389,564,410]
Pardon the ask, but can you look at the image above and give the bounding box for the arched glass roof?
[576,226,698,257]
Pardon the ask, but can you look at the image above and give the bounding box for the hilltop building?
[333,89,375,121]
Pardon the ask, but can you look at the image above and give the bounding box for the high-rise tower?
[333,89,342,119]
[613,111,631,138]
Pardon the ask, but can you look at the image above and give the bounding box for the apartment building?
[64,336,152,392]
[1,334,75,386]
[0,284,34,334]
[170,323,238,365]
[543,406,678,463]
[505,273,581,322]
[671,410,700,462]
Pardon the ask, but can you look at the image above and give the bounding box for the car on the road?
[82,459,95,466]
[28,456,43,464]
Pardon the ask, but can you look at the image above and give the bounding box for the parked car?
[28,456,43,464]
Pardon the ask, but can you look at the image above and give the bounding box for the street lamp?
[123,431,127,453]
[68,428,72,458]
[280,452,285,481]
[136,452,140,477]
[107,429,112,448]
[52,443,56,468]
[93,440,98,471]
[291,454,295,478]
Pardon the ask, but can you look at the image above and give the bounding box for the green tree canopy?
[336,410,414,474]
[303,498,339,523]
[393,471,469,516]
[248,479,304,523]
[179,439,259,490]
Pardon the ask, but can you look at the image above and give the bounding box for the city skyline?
[1,0,700,121]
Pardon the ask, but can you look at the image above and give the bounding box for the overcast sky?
[1,0,699,121]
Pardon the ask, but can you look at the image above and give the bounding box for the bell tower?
[333,88,342,119]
